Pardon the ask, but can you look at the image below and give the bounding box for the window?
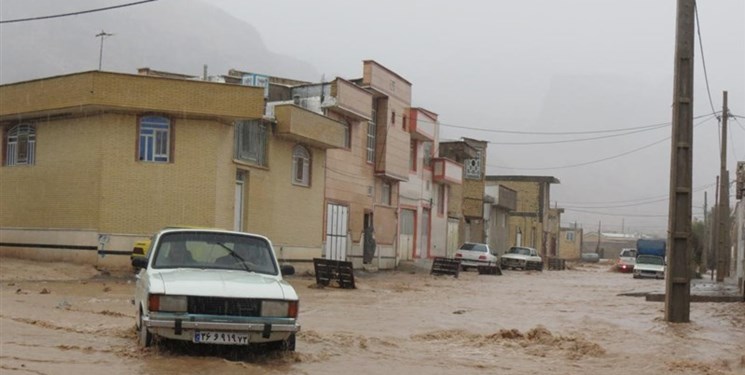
[391,111,396,125]
[380,181,391,206]
[402,115,408,130]
[465,150,482,179]
[139,116,170,162]
[235,120,267,166]
[422,142,433,169]
[292,145,310,186]
[343,120,351,149]
[5,123,36,166]
[437,185,445,215]
[366,120,376,163]
[409,140,417,171]
[566,231,575,241]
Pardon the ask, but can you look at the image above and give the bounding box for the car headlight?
[148,294,187,312]
[262,300,299,318]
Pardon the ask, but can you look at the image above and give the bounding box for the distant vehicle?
[633,239,666,279]
[133,228,299,350]
[580,253,600,263]
[454,242,498,270]
[616,248,636,273]
[500,246,543,271]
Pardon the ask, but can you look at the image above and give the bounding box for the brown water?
[1,258,743,375]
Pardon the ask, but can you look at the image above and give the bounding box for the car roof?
[157,227,271,242]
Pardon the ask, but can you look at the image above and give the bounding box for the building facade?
[484,175,560,259]
[0,71,345,267]
[558,225,584,260]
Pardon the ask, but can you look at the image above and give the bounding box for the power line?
[0,0,157,24]
[558,182,717,205]
[486,115,716,171]
[433,113,717,136]
[694,1,719,117]
[485,124,670,145]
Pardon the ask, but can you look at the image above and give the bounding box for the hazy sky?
[210,0,744,236]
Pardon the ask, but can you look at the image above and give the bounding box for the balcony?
[273,104,347,149]
[324,78,373,121]
[432,157,463,185]
[409,108,436,141]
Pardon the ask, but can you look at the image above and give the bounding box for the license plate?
[193,331,250,345]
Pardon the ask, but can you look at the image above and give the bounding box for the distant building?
[559,225,584,260]
[485,175,560,259]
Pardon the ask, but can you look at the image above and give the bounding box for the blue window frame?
[139,116,170,162]
[5,123,36,166]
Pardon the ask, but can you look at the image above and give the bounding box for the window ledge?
[233,159,269,170]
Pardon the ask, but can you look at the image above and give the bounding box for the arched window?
[292,145,310,186]
[139,116,170,162]
[6,123,36,166]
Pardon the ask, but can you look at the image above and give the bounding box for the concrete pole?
[665,0,695,323]
[717,92,731,280]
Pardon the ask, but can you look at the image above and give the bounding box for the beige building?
[0,71,344,268]
[559,225,584,260]
[484,175,560,259]
[439,139,487,253]
[484,184,517,254]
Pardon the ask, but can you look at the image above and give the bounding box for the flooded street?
[1,257,743,375]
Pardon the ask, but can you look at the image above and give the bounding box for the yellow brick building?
[485,176,560,259]
[0,71,343,268]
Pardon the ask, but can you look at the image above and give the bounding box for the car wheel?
[137,308,153,348]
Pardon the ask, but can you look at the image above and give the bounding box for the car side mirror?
[132,257,148,269]
[281,264,295,276]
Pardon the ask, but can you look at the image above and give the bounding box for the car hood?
[151,269,298,300]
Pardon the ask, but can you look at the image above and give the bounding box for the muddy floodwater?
[1,258,743,375]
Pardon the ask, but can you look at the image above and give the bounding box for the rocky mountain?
[0,0,318,83]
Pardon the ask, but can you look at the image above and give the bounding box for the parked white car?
[454,242,498,270]
[633,254,665,279]
[133,228,300,351]
[500,246,543,271]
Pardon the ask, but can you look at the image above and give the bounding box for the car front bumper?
[143,316,300,343]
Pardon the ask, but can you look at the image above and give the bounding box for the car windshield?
[637,255,664,265]
[507,247,531,256]
[459,243,487,252]
[152,231,277,275]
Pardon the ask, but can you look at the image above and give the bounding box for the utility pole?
[703,191,708,278]
[717,91,730,281]
[665,0,694,323]
[96,30,114,71]
[713,176,720,280]
[595,221,601,254]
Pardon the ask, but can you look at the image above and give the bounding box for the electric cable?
[0,1,158,24]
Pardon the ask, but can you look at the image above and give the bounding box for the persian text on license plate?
[193,331,250,345]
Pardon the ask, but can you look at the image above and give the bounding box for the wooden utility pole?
[713,176,720,280]
[717,91,730,281]
[595,221,601,254]
[665,0,694,323]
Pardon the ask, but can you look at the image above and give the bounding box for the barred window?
[5,123,36,166]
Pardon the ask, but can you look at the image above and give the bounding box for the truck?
[633,239,666,279]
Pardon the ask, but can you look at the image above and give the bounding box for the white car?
[500,246,543,271]
[454,242,498,270]
[133,228,300,350]
[633,254,665,279]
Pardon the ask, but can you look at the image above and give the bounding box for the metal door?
[418,209,430,258]
[447,219,459,257]
[400,209,415,261]
[325,204,349,261]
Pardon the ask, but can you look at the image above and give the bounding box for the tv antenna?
[96,30,114,70]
